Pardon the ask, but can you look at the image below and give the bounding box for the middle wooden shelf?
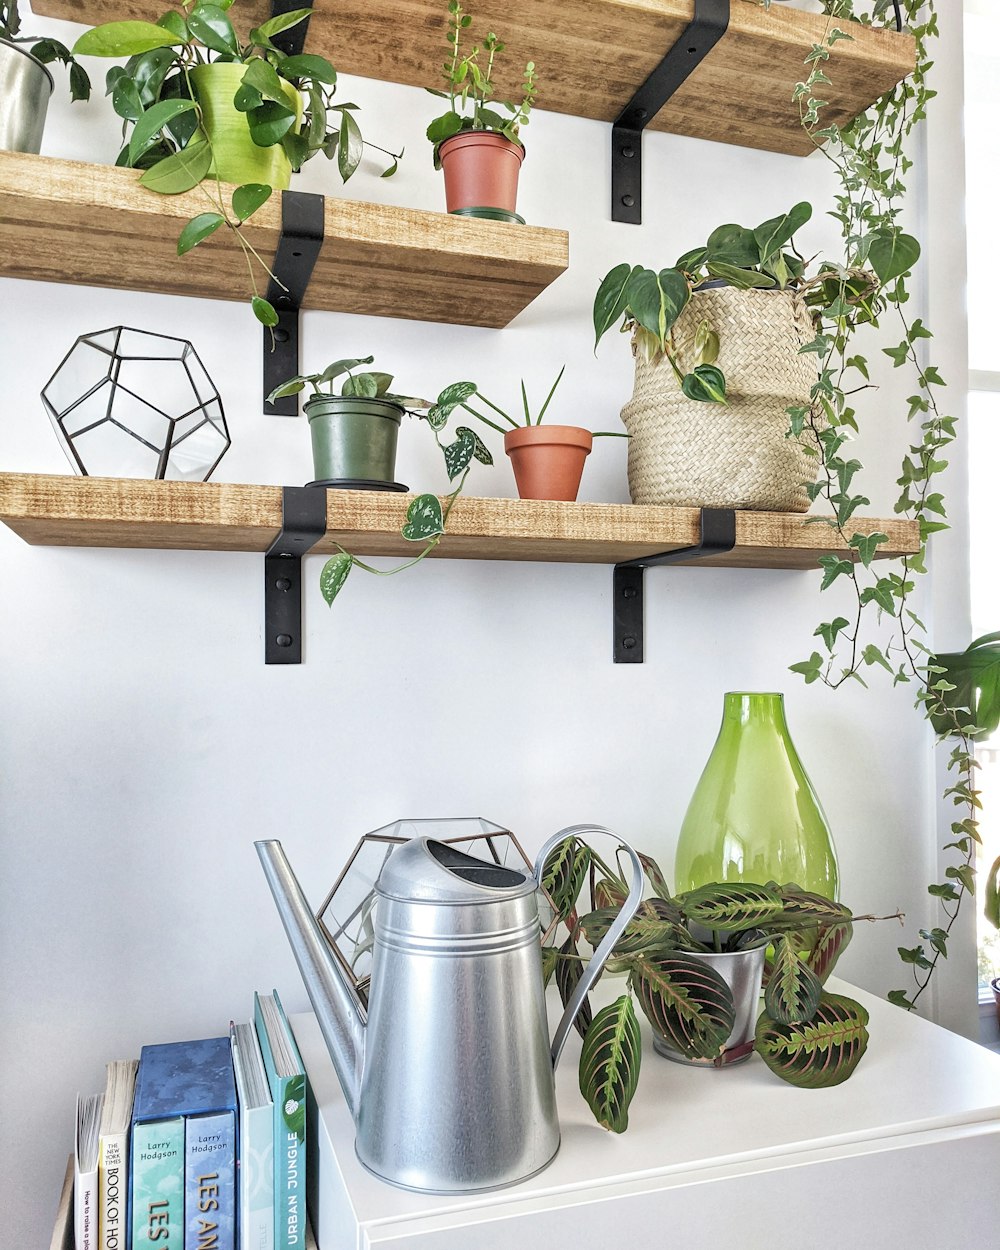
[0,152,569,328]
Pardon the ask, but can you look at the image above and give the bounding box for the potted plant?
[1,0,90,152]
[267,358,492,604]
[425,0,535,222]
[541,834,887,1131]
[456,365,627,502]
[73,1,400,326]
[592,201,886,511]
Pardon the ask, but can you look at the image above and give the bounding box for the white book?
[74,1091,103,1250]
[231,1021,274,1250]
[98,1059,138,1250]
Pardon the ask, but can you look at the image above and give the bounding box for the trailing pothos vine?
[776,0,978,1011]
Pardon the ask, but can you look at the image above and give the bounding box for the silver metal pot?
[0,39,53,154]
[652,942,767,1067]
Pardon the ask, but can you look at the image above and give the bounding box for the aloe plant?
[541,836,878,1132]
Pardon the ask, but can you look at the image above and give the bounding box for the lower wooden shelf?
[0,473,919,570]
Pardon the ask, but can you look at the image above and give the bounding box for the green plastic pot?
[306,395,404,483]
[188,62,302,189]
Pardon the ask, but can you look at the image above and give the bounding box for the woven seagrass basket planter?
[620,286,821,511]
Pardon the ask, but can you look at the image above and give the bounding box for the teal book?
[254,992,307,1250]
[130,1037,238,1250]
[230,1021,275,1250]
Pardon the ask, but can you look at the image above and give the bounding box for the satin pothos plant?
[541,835,876,1133]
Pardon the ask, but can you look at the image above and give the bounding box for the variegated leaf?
[541,836,591,923]
[765,936,823,1024]
[579,995,642,1133]
[804,920,853,984]
[771,886,851,928]
[579,900,687,956]
[630,950,735,1061]
[755,992,869,1088]
[638,852,674,902]
[678,881,784,933]
[594,876,628,909]
[555,933,593,1040]
[540,942,559,988]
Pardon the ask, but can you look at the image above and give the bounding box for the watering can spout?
[256,839,365,1118]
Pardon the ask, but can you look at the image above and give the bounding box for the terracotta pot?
[438,131,524,215]
[503,426,593,502]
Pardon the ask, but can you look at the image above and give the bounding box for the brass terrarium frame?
[316,818,558,1008]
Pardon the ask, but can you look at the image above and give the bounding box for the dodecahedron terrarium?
[317,818,558,1007]
[41,326,231,481]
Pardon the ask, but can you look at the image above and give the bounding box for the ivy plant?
[540,835,891,1132]
[769,1,982,1011]
[73,0,400,327]
[267,357,492,604]
[1,0,91,100]
[425,0,536,168]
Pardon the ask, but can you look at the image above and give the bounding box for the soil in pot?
[307,396,404,485]
[438,131,524,216]
[504,426,593,502]
[0,40,53,154]
[188,62,302,189]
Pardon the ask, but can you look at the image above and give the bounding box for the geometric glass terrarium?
[316,817,557,1009]
[40,326,231,481]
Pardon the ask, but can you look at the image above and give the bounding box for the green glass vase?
[674,692,840,899]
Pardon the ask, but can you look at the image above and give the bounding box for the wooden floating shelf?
[0,153,568,328]
[38,0,916,158]
[0,474,920,570]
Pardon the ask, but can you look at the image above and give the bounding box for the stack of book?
[71,990,307,1250]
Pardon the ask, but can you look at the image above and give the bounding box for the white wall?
[0,6,972,1244]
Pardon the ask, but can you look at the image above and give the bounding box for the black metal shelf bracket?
[268,0,315,56]
[263,190,325,417]
[611,0,730,224]
[264,485,328,664]
[612,507,736,663]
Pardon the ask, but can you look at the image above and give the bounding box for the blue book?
[254,992,306,1250]
[129,1037,238,1250]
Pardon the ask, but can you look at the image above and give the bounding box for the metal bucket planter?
[305,395,405,487]
[620,286,821,510]
[651,942,767,1067]
[0,39,54,154]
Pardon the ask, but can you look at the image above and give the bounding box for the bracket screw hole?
[621,145,635,159]
[622,194,635,208]
[274,328,290,343]
[275,577,292,592]
[276,634,293,648]
[623,636,637,650]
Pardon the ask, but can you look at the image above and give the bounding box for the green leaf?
[156,10,190,41]
[868,229,921,284]
[555,933,593,1040]
[705,222,760,268]
[790,651,824,684]
[111,77,143,121]
[338,109,364,182]
[252,296,279,326]
[638,852,673,903]
[139,138,213,193]
[803,921,852,984]
[704,262,776,290]
[454,426,493,466]
[754,202,812,262]
[593,263,637,350]
[128,97,198,165]
[248,100,298,148]
[319,357,374,385]
[443,429,475,481]
[232,183,272,222]
[818,555,853,591]
[74,20,184,57]
[631,950,735,1062]
[755,993,869,1088]
[278,53,337,84]
[541,836,591,923]
[678,881,784,932]
[241,58,293,105]
[426,110,463,145]
[579,996,642,1133]
[400,493,444,542]
[848,530,889,568]
[252,7,312,40]
[815,616,850,652]
[985,856,1000,931]
[319,553,353,605]
[680,364,727,404]
[341,373,379,399]
[186,3,239,56]
[765,937,823,1025]
[177,211,224,255]
[624,267,690,351]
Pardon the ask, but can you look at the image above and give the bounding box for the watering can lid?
[376,837,536,904]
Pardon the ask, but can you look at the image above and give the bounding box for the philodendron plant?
[0,0,91,99]
[541,835,878,1132]
[593,200,883,405]
[267,357,492,605]
[74,0,400,326]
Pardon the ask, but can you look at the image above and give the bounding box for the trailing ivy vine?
[776,0,981,1011]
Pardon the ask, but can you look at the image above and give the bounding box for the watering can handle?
[533,824,645,1070]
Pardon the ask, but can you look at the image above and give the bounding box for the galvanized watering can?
[256,825,643,1193]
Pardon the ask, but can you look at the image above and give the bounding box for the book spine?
[74,1163,98,1250]
[185,1110,236,1250]
[131,1116,184,1249]
[272,1078,306,1250]
[98,1130,129,1250]
[241,1104,274,1250]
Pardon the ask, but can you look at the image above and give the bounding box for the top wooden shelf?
[0,153,568,328]
[39,0,916,158]
[0,473,920,570]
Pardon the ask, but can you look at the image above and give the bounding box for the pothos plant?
[766,0,980,1011]
[425,0,536,168]
[540,835,886,1132]
[73,1,400,327]
[267,357,492,605]
[0,0,91,100]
